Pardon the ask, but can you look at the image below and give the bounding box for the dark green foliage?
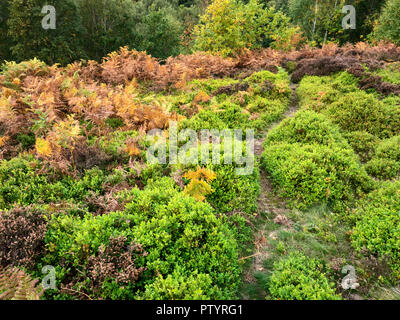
[7,0,86,65]
[343,131,379,162]
[134,8,183,59]
[208,160,260,214]
[77,0,184,61]
[351,181,400,278]
[373,0,400,46]
[16,133,36,150]
[42,177,241,299]
[0,1,11,61]
[76,0,137,60]
[365,135,400,179]
[1,0,201,64]
[348,0,385,43]
[261,110,374,209]
[169,132,261,214]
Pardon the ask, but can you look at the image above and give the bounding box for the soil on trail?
[240,82,299,300]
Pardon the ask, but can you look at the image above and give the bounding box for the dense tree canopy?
[0,0,398,64]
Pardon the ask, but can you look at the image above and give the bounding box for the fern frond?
[0,267,43,300]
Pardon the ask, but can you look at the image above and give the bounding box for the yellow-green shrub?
[268,252,341,300]
[193,0,294,57]
[261,110,374,209]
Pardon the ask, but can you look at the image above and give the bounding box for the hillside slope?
[1,42,400,300]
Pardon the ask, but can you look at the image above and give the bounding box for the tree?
[373,0,400,45]
[7,0,86,65]
[193,0,297,56]
[0,1,11,61]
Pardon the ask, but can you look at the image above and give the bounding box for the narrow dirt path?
[240,82,299,300]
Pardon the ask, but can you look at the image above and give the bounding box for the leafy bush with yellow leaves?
[193,0,297,57]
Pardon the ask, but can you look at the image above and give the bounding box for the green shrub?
[138,269,213,300]
[297,72,359,112]
[365,158,400,180]
[171,138,260,214]
[189,78,239,94]
[374,63,400,85]
[42,210,144,299]
[43,177,241,299]
[0,156,69,209]
[264,110,349,148]
[178,69,291,132]
[243,69,291,101]
[343,131,379,162]
[93,130,141,158]
[105,117,125,129]
[261,110,373,209]
[268,252,341,300]
[373,0,400,46]
[374,135,400,162]
[207,160,260,214]
[246,96,287,120]
[122,178,241,299]
[261,142,374,209]
[365,135,400,179]
[351,181,400,278]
